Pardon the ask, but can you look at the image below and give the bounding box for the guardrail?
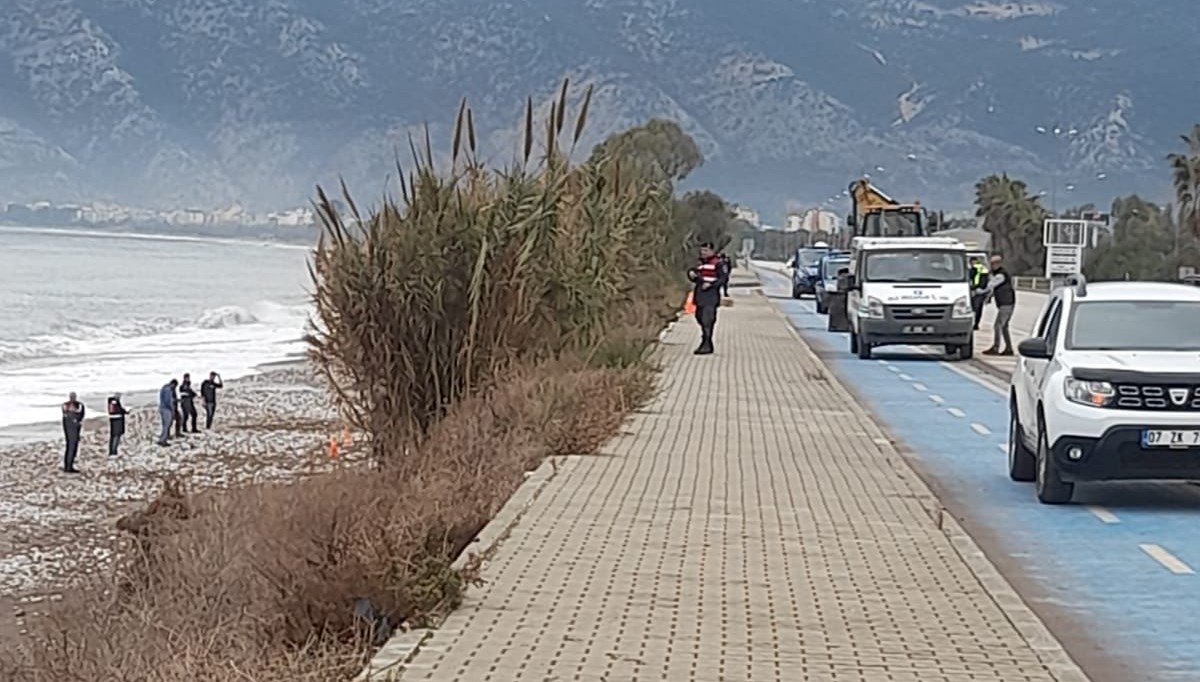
[1013,276,1052,293]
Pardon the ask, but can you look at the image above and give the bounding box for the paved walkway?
[393,291,1075,681]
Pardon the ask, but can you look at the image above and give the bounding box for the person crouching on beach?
[61,392,85,474]
[107,393,129,456]
[157,379,178,447]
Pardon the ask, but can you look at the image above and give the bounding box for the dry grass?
[1,361,657,681]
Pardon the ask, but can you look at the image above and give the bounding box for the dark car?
[789,245,831,299]
[814,252,851,314]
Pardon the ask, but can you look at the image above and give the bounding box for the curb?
[356,457,561,681]
[938,510,1090,682]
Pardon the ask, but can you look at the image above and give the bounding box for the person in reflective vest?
[687,241,730,355]
[969,257,989,330]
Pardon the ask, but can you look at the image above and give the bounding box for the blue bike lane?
[757,268,1200,681]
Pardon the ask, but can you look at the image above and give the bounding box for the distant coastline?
[0,221,319,247]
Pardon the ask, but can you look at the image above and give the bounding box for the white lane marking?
[970,422,991,435]
[887,365,900,373]
[1086,506,1120,524]
[898,373,913,381]
[947,407,966,418]
[929,394,945,405]
[997,443,1009,453]
[936,355,1008,394]
[876,359,888,365]
[1140,544,1195,575]
[912,383,928,392]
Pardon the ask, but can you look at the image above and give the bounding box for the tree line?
[976,124,1200,280]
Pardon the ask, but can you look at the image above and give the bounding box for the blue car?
[814,252,851,314]
[789,245,831,299]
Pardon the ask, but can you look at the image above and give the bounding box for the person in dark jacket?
[969,256,989,330]
[719,252,733,296]
[107,394,129,456]
[686,242,730,355]
[179,373,199,433]
[171,378,184,438]
[157,379,177,447]
[200,371,223,429]
[981,254,1016,356]
[61,392,85,473]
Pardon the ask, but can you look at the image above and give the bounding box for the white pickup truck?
[844,236,975,360]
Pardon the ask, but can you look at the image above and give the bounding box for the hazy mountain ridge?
[0,0,1193,214]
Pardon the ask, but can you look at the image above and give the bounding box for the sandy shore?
[0,366,361,637]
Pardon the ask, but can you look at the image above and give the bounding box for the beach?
[0,364,358,638]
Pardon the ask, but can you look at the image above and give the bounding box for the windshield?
[862,211,922,237]
[796,249,828,267]
[823,258,849,279]
[1067,301,1200,351]
[863,250,966,283]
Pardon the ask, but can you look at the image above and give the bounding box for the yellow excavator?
[844,178,927,242]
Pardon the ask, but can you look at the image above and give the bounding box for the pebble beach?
[0,365,359,638]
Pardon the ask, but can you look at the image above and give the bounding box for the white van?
[844,237,975,360]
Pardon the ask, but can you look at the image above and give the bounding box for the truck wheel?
[958,342,974,360]
[849,332,859,354]
[1007,406,1035,482]
[791,286,802,300]
[856,337,872,360]
[1035,417,1073,504]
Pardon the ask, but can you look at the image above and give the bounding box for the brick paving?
[394,290,1071,681]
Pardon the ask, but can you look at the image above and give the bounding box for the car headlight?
[1064,378,1115,407]
[952,296,973,318]
[858,296,885,319]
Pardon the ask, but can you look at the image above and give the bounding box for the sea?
[0,226,312,432]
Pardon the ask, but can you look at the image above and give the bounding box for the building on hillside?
[268,207,315,227]
[785,213,803,233]
[732,205,760,227]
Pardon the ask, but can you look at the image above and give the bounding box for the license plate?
[1142,430,1200,448]
[902,325,934,334]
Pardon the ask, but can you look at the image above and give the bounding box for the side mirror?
[1017,338,1051,359]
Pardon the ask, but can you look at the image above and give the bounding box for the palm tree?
[1168,124,1200,237]
[975,173,1048,274]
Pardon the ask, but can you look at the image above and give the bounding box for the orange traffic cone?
[328,436,339,460]
[683,291,696,315]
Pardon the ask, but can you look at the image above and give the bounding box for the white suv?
[1008,276,1200,504]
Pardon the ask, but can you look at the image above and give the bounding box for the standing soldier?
[686,241,729,355]
[719,252,733,297]
[61,392,85,474]
[107,393,129,457]
[179,373,199,434]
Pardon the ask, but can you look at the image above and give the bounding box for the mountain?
[0,0,1195,217]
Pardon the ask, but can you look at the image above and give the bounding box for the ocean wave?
[0,301,307,364]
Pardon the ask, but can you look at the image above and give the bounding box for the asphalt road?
[757,267,1200,682]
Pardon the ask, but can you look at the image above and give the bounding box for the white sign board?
[1045,244,1082,277]
[1043,219,1088,247]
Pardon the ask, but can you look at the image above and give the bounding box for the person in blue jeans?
[157,379,178,447]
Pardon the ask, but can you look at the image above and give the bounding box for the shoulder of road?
[362,267,1085,681]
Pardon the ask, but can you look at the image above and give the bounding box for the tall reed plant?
[307,81,678,462]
